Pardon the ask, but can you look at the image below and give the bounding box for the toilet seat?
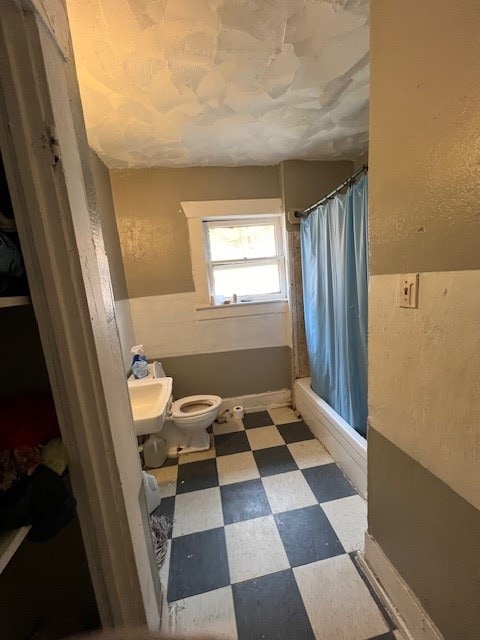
[171,395,221,420]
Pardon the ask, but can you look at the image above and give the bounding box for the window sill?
[195,298,288,320]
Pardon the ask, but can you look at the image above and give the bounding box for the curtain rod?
[294,164,368,219]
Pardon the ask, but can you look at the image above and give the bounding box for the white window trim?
[181,198,288,319]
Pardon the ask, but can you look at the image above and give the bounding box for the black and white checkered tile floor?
[151,407,400,640]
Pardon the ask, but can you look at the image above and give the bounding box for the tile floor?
[152,407,400,640]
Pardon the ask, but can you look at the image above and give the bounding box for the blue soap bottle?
[131,344,148,379]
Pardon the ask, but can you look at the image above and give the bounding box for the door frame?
[0,0,161,629]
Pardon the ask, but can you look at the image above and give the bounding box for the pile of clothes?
[0,396,76,541]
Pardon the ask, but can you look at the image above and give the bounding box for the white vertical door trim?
[0,1,160,629]
[28,0,70,58]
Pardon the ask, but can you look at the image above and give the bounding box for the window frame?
[180,198,288,319]
[202,215,287,303]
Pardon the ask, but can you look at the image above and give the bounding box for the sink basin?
[127,377,173,436]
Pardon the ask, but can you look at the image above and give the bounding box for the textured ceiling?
[67,0,369,168]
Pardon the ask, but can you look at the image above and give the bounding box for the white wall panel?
[123,292,290,359]
[369,270,480,510]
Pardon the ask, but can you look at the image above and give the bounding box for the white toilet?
[170,395,221,452]
[128,364,221,460]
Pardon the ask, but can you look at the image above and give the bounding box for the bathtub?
[294,377,367,498]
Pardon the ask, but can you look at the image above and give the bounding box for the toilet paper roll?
[232,406,244,420]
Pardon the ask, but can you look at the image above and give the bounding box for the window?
[203,216,286,303]
[181,198,288,316]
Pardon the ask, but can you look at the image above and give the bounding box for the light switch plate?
[398,273,419,308]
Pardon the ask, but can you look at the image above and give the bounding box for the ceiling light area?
[66,0,369,168]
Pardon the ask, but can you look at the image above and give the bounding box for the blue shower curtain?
[300,176,368,436]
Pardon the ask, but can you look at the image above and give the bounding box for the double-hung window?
[203,216,286,303]
[181,198,287,314]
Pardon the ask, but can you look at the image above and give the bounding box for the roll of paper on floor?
[232,406,244,420]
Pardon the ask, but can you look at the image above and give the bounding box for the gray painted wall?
[369,1,480,276]
[110,162,355,297]
[369,429,480,640]
[280,159,353,231]
[110,165,280,299]
[162,346,291,399]
[368,1,480,637]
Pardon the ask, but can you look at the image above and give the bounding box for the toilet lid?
[171,395,221,419]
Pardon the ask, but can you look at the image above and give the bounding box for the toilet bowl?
[128,364,221,460]
[169,395,221,454]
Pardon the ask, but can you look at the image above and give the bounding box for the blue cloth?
[300,176,368,436]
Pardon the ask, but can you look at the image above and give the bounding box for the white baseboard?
[219,388,291,413]
[359,534,444,640]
